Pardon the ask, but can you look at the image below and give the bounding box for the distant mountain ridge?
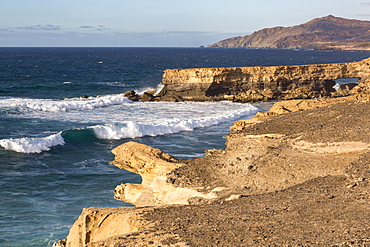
[208,15,370,51]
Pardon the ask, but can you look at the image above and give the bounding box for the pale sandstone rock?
[291,140,370,154]
[60,207,150,247]
[158,57,370,101]
[109,141,218,206]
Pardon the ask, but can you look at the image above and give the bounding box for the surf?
[0,94,132,112]
[0,132,64,153]
[0,102,258,153]
[91,105,258,139]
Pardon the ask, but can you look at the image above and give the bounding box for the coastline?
[54,58,370,246]
[127,57,370,103]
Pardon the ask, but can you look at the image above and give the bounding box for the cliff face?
[208,15,370,51]
[157,57,370,102]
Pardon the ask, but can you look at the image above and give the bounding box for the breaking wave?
[91,106,257,139]
[2,94,131,112]
[0,104,258,153]
[0,132,65,153]
[136,83,165,96]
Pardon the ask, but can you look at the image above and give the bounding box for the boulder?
[123,90,140,101]
[140,92,155,102]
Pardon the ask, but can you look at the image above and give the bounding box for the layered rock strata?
[109,142,219,206]
[55,94,370,246]
[157,57,370,102]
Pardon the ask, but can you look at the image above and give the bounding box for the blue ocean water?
[0,47,369,246]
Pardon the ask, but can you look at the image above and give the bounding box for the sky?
[0,0,370,47]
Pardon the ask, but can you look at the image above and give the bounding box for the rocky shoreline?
[125,57,370,103]
[54,59,370,246]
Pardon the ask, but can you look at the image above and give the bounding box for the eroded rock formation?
[113,130,369,206]
[55,207,150,247]
[55,94,370,246]
[109,142,219,206]
[157,57,370,102]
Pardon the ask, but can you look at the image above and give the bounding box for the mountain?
[208,15,370,51]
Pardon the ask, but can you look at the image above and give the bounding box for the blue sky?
[1,0,370,47]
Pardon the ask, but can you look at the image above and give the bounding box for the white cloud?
[79,26,95,29]
[0,25,244,47]
[95,26,110,31]
[14,25,62,31]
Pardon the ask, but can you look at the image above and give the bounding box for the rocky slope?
[208,15,370,51]
[54,93,370,247]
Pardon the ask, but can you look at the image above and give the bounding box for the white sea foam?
[92,106,257,140]
[4,94,131,112]
[154,83,165,96]
[136,83,165,96]
[0,99,261,152]
[0,132,65,153]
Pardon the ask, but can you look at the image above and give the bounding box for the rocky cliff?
[54,57,370,246]
[55,94,370,247]
[208,15,370,51]
[157,57,370,102]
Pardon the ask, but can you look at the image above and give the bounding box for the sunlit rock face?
[158,57,370,102]
[110,141,219,207]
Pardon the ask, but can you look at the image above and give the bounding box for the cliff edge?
[157,57,370,102]
[55,92,370,246]
[208,15,370,51]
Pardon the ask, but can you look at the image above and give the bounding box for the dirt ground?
[166,100,370,192]
[145,170,370,246]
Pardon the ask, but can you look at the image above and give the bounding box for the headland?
[125,57,370,103]
[54,58,370,246]
[208,15,370,51]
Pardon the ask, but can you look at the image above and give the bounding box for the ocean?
[0,47,369,247]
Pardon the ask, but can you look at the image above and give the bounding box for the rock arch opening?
[333,77,360,91]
